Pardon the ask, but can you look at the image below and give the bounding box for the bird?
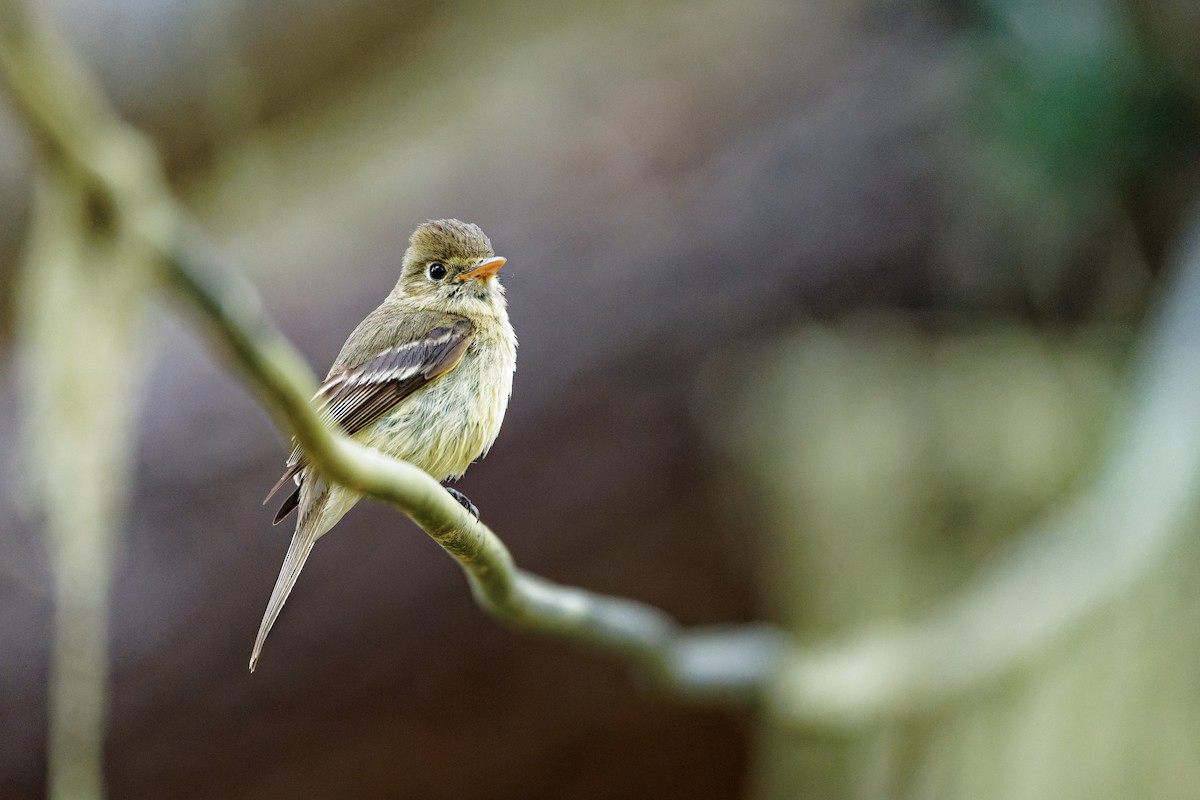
[251,219,517,672]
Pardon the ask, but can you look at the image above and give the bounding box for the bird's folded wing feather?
[264,313,475,522]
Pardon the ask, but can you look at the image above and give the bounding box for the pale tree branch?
[4,0,1200,750]
[18,139,151,800]
[171,227,788,701]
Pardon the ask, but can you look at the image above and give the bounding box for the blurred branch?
[0,0,784,706]
[4,0,1200,746]
[17,128,149,800]
[766,216,1200,730]
[3,6,154,800]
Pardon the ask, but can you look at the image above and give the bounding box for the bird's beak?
[456,256,507,282]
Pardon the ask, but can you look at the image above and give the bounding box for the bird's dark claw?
[445,487,480,519]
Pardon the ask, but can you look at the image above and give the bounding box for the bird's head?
[392,219,508,316]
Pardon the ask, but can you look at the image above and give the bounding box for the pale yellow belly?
[362,339,514,481]
[302,331,515,541]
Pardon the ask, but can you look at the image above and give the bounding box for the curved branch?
[168,232,787,701]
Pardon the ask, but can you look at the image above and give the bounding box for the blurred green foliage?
[977,0,1192,189]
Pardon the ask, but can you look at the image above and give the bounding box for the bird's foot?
[445,487,480,519]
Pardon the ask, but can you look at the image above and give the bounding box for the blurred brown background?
[2,0,1200,798]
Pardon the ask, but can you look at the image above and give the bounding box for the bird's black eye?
[427,262,447,281]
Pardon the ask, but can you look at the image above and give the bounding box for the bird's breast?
[362,326,515,482]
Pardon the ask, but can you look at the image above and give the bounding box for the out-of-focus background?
[2,0,1200,798]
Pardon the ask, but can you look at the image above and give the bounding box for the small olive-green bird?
[252,219,516,672]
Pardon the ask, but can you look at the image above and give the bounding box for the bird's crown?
[407,219,495,265]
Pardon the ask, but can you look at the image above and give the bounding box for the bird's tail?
[249,516,320,672]
[249,483,361,672]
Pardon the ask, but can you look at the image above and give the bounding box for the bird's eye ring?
[427,262,448,281]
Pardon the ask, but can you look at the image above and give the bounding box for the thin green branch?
[167,230,787,701]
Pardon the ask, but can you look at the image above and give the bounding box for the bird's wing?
[264,314,475,522]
